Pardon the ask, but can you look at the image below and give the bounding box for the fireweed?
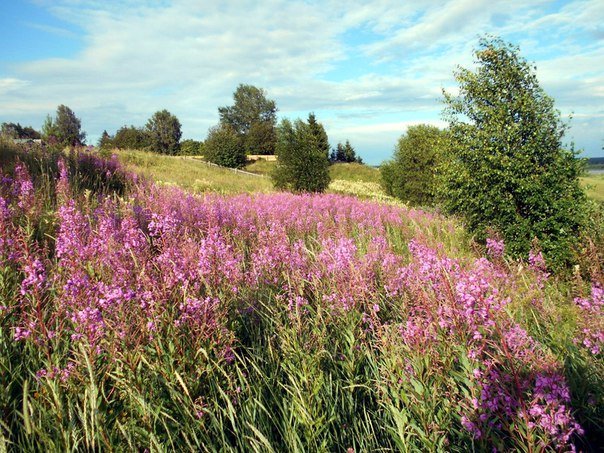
[0,148,601,451]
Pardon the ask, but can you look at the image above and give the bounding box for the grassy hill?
[117,149,273,194]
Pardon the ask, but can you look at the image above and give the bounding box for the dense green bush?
[112,125,151,150]
[381,124,445,206]
[179,139,204,156]
[439,36,587,270]
[272,116,331,193]
[204,125,246,168]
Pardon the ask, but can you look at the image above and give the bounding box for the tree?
[271,116,331,193]
[98,130,112,149]
[204,125,246,168]
[112,126,151,150]
[146,109,182,155]
[219,84,277,154]
[180,139,204,156]
[331,140,363,163]
[1,122,41,140]
[307,113,330,156]
[381,125,445,206]
[439,36,587,269]
[43,105,86,146]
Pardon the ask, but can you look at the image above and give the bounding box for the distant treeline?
[587,157,604,168]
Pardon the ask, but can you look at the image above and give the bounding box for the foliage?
[245,120,277,155]
[272,117,331,192]
[381,124,446,206]
[42,105,86,147]
[179,139,204,156]
[1,144,603,450]
[439,36,588,270]
[0,143,602,451]
[219,84,277,155]
[145,109,182,155]
[0,122,41,139]
[331,140,362,163]
[307,113,330,157]
[204,125,247,168]
[112,125,151,150]
[97,130,112,149]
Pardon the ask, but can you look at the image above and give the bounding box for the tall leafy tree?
[146,109,182,155]
[42,105,86,146]
[381,125,445,206]
[272,117,331,193]
[439,36,587,268]
[219,84,277,154]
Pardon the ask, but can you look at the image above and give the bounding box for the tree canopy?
[331,140,362,163]
[42,105,86,147]
[146,109,182,155]
[439,36,587,269]
[112,125,150,150]
[381,124,445,206]
[1,122,41,140]
[219,84,277,155]
[272,115,331,193]
[204,125,246,168]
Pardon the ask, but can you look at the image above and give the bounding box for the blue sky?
[1,0,603,164]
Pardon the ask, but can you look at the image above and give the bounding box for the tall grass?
[0,141,602,451]
[116,148,273,194]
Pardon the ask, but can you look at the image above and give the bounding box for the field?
[0,142,602,451]
[582,173,604,202]
[117,149,274,194]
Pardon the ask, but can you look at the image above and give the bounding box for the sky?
[0,0,603,165]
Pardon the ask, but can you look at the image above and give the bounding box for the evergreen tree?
[98,130,112,149]
[332,140,362,163]
[306,113,330,157]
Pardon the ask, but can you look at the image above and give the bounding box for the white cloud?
[0,0,602,162]
[0,78,30,94]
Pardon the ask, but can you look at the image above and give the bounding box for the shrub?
[204,125,246,168]
[381,124,445,206]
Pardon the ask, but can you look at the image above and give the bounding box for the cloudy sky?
[1,0,603,164]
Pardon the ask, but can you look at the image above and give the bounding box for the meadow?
[0,141,602,451]
[582,173,604,203]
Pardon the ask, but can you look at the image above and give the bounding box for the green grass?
[115,149,273,194]
[581,174,604,202]
[329,163,381,183]
[244,158,277,175]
